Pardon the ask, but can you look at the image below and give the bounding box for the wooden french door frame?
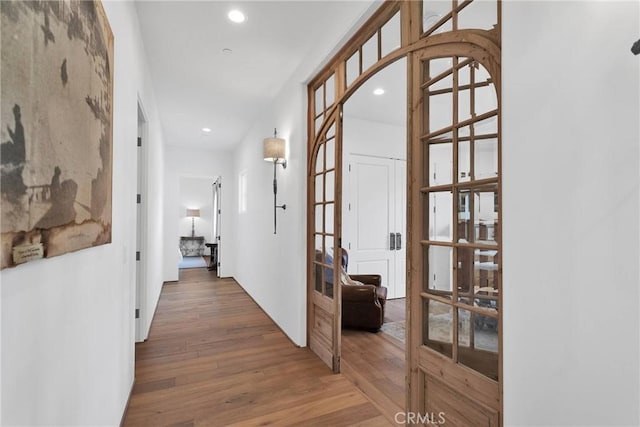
[307,3,502,423]
[307,108,343,372]
[407,37,502,423]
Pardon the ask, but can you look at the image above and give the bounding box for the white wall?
[179,176,215,251]
[342,116,406,160]
[230,2,379,346]
[503,1,639,425]
[163,147,233,281]
[0,2,166,425]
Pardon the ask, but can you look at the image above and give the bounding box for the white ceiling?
[135,1,376,151]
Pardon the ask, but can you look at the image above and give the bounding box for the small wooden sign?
[12,243,44,265]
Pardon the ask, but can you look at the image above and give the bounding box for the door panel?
[347,154,407,298]
[308,117,341,372]
[213,178,221,277]
[408,34,501,425]
[349,155,394,294]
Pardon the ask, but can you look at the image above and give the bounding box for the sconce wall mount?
[263,128,287,234]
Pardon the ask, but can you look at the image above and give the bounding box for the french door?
[308,110,343,372]
[407,43,501,423]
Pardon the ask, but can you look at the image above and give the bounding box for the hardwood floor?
[341,298,406,426]
[123,268,390,426]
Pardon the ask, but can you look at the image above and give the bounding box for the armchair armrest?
[342,284,378,303]
[349,274,381,287]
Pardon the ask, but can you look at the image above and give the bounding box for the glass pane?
[326,137,335,170]
[326,122,336,139]
[325,74,335,108]
[315,85,323,114]
[314,234,324,293]
[430,72,452,92]
[429,143,452,186]
[458,124,471,138]
[474,186,498,245]
[428,192,453,241]
[473,113,498,135]
[325,171,335,201]
[458,249,499,308]
[315,204,323,233]
[475,83,497,115]
[457,308,499,380]
[315,116,323,135]
[457,195,471,239]
[458,140,470,183]
[315,173,323,203]
[423,0,454,35]
[314,262,323,293]
[324,235,335,299]
[428,91,453,133]
[476,248,499,292]
[324,264,335,299]
[425,245,453,294]
[423,299,453,358]
[428,58,452,83]
[346,50,359,87]
[315,143,324,173]
[457,246,475,297]
[458,86,471,123]
[474,138,498,180]
[325,203,334,235]
[362,34,377,71]
[457,0,498,31]
[380,12,401,57]
[475,61,491,82]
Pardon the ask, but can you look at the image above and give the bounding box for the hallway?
[123,268,390,426]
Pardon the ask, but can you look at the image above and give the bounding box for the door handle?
[390,233,396,251]
[396,232,402,250]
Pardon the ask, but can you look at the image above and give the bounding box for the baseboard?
[119,379,135,427]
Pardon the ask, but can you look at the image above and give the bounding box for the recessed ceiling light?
[228,10,246,23]
[202,127,211,133]
[373,88,385,96]
[222,48,233,55]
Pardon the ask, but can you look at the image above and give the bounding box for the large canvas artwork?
[1,1,113,269]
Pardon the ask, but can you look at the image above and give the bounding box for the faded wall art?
[1,1,113,269]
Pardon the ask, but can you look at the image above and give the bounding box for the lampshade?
[186,208,200,218]
[263,137,286,162]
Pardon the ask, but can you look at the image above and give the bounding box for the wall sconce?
[263,128,287,234]
[186,208,200,237]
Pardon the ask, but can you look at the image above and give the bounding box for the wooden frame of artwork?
[1,0,114,269]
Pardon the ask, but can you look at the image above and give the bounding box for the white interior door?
[348,155,395,293]
[213,178,221,277]
[347,154,407,298]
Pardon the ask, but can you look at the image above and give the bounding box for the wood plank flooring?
[341,298,406,426]
[123,268,390,426]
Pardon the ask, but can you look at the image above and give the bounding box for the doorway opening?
[177,175,217,274]
[340,57,407,417]
[136,100,148,343]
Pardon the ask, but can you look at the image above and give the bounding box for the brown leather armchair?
[341,250,387,331]
[313,249,388,331]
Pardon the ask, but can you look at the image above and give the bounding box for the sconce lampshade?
[263,137,286,162]
[186,208,200,218]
